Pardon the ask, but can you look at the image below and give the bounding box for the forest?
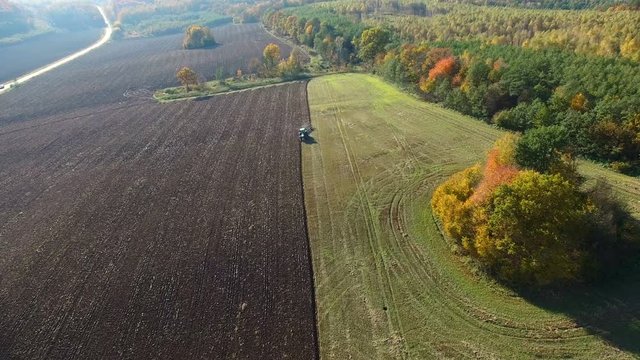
[264,1,640,173]
[107,0,231,37]
[433,0,640,9]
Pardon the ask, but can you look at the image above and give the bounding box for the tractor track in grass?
[304,73,636,359]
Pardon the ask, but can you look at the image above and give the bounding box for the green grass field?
[303,73,640,359]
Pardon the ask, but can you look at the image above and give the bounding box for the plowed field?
[0,23,296,124]
[0,29,102,84]
[0,22,316,358]
[0,82,317,359]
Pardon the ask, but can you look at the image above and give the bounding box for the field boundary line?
[301,80,321,360]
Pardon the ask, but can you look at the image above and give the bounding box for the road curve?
[0,5,112,95]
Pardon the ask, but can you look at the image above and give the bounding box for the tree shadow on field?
[516,236,640,354]
[186,42,222,50]
[192,95,213,101]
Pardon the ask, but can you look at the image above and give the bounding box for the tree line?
[264,5,640,173]
[435,0,640,10]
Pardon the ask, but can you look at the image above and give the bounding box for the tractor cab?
[298,127,310,141]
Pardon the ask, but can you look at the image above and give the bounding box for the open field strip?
[303,73,640,359]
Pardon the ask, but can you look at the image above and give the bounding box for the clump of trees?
[263,8,364,67]
[278,48,304,78]
[183,25,216,49]
[261,43,304,78]
[262,43,281,76]
[432,134,639,286]
[176,67,199,91]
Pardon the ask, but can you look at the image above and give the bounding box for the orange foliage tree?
[429,133,636,286]
[469,134,520,204]
[428,56,457,81]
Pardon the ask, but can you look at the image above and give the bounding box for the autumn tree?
[263,43,281,76]
[176,67,198,91]
[483,171,591,285]
[469,134,520,204]
[431,164,482,242]
[183,25,216,49]
[428,56,457,81]
[570,92,589,112]
[432,132,639,286]
[278,48,303,78]
[357,27,390,64]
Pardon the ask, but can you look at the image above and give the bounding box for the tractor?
[298,127,311,141]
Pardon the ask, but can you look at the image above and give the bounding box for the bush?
[182,25,215,49]
[431,135,639,286]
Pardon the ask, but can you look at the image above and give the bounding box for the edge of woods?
[301,73,640,359]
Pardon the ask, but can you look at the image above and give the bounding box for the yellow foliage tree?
[484,171,592,285]
[620,36,640,62]
[570,92,588,112]
[278,48,303,78]
[431,165,482,242]
[176,67,198,91]
[263,43,281,75]
[430,135,604,286]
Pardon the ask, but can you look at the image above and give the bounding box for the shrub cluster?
[431,135,639,286]
[182,25,216,49]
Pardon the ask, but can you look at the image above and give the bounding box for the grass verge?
[153,76,310,102]
[304,73,640,359]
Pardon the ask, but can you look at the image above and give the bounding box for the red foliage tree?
[469,147,520,204]
[428,56,457,81]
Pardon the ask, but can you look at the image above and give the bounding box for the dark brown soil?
[0,23,296,125]
[0,29,102,84]
[0,23,317,360]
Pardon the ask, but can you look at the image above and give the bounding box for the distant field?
[304,73,640,358]
[121,11,232,37]
[0,23,295,125]
[0,29,102,83]
[0,82,317,359]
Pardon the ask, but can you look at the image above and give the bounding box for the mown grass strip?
[304,73,640,359]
